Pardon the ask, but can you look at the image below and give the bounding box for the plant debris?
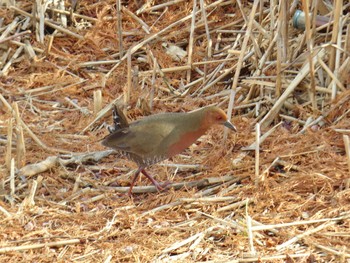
[0,0,349,262]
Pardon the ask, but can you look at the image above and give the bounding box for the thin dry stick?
[116,0,123,59]
[226,0,259,134]
[24,39,37,60]
[345,24,350,58]
[37,0,45,43]
[78,59,121,68]
[256,30,278,75]
[313,243,350,258]
[236,253,311,262]
[275,2,288,98]
[303,0,317,111]
[145,48,175,94]
[47,8,98,22]
[186,0,197,83]
[104,255,113,263]
[107,0,227,78]
[236,0,262,60]
[252,215,348,231]
[139,58,238,76]
[233,122,282,165]
[10,158,15,197]
[19,150,114,177]
[138,0,186,14]
[65,97,90,116]
[276,220,338,251]
[200,0,212,60]
[10,6,84,40]
[125,50,132,104]
[122,7,150,34]
[150,56,157,110]
[111,176,234,194]
[328,0,343,75]
[81,95,122,133]
[141,175,237,215]
[199,211,247,232]
[317,56,346,91]
[0,46,24,76]
[72,174,81,194]
[0,206,12,218]
[0,17,19,40]
[223,90,235,140]
[330,14,344,99]
[10,40,44,53]
[0,94,68,153]
[180,196,237,203]
[0,30,31,44]
[231,0,259,92]
[217,198,252,212]
[246,215,256,256]
[254,123,260,185]
[260,48,325,129]
[343,135,350,173]
[72,250,103,261]
[0,239,82,253]
[161,231,205,254]
[13,102,26,168]
[5,118,13,170]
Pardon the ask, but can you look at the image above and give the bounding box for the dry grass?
[0,0,349,262]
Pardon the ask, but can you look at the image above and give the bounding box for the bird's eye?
[216,115,223,121]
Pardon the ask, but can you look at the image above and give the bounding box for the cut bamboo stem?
[125,50,132,104]
[246,215,256,256]
[93,90,103,116]
[26,179,38,207]
[13,102,26,168]
[255,123,260,185]
[276,1,289,98]
[5,118,13,170]
[10,158,15,198]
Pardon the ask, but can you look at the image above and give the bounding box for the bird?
[102,105,237,196]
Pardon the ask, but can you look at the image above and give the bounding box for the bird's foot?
[126,181,171,197]
[154,180,172,192]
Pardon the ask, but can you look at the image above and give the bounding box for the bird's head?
[202,106,237,131]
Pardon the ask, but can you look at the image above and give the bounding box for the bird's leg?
[128,168,141,196]
[141,169,170,192]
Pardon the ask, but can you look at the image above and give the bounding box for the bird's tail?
[108,105,129,133]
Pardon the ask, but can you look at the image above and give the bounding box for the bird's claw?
[154,180,172,192]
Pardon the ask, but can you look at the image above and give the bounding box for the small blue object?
[293,10,305,30]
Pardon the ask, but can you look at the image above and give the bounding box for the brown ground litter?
[0,0,349,262]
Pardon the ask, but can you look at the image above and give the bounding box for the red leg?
[141,169,170,191]
[128,168,141,196]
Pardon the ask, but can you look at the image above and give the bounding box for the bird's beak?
[224,120,237,131]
